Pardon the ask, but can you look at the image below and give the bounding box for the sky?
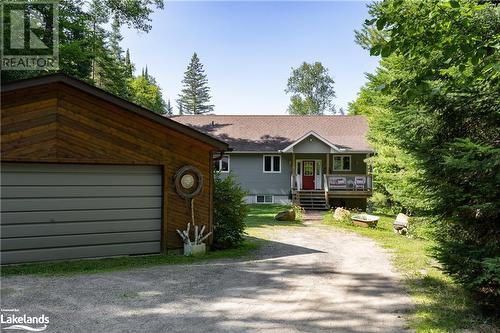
[121,1,379,115]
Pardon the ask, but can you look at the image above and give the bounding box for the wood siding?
[1,82,217,251]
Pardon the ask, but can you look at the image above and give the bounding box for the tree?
[212,173,248,249]
[177,53,214,114]
[349,57,433,216]
[124,49,134,77]
[285,62,336,115]
[92,11,131,98]
[127,74,166,114]
[109,15,123,60]
[356,0,500,307]
[0,0,164,94]
[165,99,173,116]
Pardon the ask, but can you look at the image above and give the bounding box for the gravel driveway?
[1,215,412,332]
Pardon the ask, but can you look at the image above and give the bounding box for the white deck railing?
[326,174,372,192]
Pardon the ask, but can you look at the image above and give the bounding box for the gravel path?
[1,213,412,332]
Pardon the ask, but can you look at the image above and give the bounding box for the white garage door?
[0,163,162,264]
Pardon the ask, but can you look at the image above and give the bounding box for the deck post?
[292,152,296,189]
[326,152,330,175]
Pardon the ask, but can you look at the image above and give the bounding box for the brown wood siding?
[1,82,218,250]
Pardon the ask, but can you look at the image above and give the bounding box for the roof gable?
[1,74,228,150]
[281,131,341,153]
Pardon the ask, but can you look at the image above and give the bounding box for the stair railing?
[323,174,329,208]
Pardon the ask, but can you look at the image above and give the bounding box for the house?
[173,115,373,210]
[0,74,228,264]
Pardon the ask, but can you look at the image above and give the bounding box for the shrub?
[212,173,248,249]
[406,216,435,241]
[292,204,305,221]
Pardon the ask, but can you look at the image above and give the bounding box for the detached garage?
[0,74,228,264]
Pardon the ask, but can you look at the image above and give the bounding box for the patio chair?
[329,176,347,190]
[354,176,366,191]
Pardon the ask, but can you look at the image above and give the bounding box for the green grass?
[323,212,498,332]
[244,204,303,238]
[1,241,258,277]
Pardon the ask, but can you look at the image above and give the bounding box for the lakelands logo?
[1,309,49,332]
[0,0,59,70]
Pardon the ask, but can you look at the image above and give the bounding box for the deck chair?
[329,176,347,189]
[354,176,366,190]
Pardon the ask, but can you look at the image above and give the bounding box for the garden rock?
[333,207,350,221]
[393,213,409,235]
[275,209,296,221]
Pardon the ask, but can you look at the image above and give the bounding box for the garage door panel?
[1,242,161,265]
[1,231,161,251]
[0,208,161,225]
[1,219,160,238]
[1,173,160,186]
[0,163,163,264]
[1,185,162,198]
[1,163,160,174]
[2,196,162,212]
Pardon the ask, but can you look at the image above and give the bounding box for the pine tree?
[144,66,149,81]
[177,52,214,114]
[165,99,173,115]
[178,104,184,115]
[109,15,123,60]
[124,49,133,77]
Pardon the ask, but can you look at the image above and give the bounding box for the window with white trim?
[214,155,230,172]
[256,195,273,203]
[263,155,281,173]
[333,155,351,171]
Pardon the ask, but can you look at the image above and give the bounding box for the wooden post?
[292,152,296,189]
[326,152,330,175]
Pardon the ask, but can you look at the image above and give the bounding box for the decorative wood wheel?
[174,165,203,199]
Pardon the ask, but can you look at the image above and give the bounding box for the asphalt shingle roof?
[171,115,372,152]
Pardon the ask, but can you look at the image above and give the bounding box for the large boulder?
[393,213,409,235]
[275,209,296,221]
[333,207,350,221]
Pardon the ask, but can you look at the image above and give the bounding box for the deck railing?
[326,174,372,192]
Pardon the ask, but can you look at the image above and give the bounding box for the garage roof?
[1,73,229,151]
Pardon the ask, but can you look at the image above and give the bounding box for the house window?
[256,195,273,204]
[214,155,230,172]
[333,155,351,171]
[263,155,281,173]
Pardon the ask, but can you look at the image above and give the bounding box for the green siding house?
[173,115,373,210]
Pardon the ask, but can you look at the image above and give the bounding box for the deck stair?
[294,190,329,210]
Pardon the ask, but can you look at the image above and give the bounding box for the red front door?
[302,161,315,190]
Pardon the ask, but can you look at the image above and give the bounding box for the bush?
[406,216,435,240]
[292,204,305,221]
[212,173,248,249]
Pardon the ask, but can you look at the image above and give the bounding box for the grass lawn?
[244,204,303,238]
[323,212,497,332]
[1,241,258,277]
